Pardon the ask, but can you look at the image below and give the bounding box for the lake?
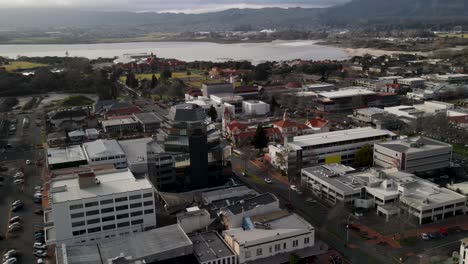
[0,40,348,63]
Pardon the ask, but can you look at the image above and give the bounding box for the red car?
[346,224,360,231]
[439,227,448,236]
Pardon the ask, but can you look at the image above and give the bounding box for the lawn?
[120,72,202,82]
[437,33,468,39]
[453,144,468,157]
[3,61,47,72]
[60,95,94,107]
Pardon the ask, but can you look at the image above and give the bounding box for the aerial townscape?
[2,0,468,264]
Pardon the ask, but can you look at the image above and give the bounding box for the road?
[231,155,394,264]
[0,112,46,264]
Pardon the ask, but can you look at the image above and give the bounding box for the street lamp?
[346,214,352,247]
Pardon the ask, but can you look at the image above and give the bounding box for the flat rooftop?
[101,118,137,126]
[355,107,385,116]
[399,179,466,209]
[82,139,125,159]
[225,193,277,215]
[376,136,452,154]
[302,165,364,194]
[118,138,152,164]
[318,88,375,99]
[189,232,235,263]
[47,146,87,165]
[291,127,395,148]
[134,112,162,124]
[50,169,153,203]
[56,224,193,264]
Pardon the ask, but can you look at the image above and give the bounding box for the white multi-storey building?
[374,136,452,173]
[301,165,466,224]
[45,169,156,245]
[461,238,468,264]
[269,127,397,177]
[223,214,315,264]
[82,139,127,169]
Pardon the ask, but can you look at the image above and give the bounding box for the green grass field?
[437,33,468,39]
[453,144,468,157]
[120,72,202,82]
[3,61,47,72]
[60,95,94,107]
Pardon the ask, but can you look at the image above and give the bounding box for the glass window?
[87,218,100,225]
[101,207,114,214]
[117,222,130,228]
[69,204,83,210]
[130,203,142,208]
[129,194,142,200]
[85,201,98,207]
[144,209,154,214]
[102,216,115,222]
[71,212,84,218]
[115,197,128,202]
[143,192,153,198]
[143,201,153,206]
[86,210,99,216]
[72,230,86,236]
[100,199,113,205]
[304,237,310,244]
[131,219,143,225]
[103,224,116,230]
[88,227,101,233]
[245,251,251,259]
[117,213,129,219]
[116,205,129,211]
[72,221,85,227]
[131,211,143,217]
[256,248,262,256]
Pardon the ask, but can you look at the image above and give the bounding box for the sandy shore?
[344,47,428,57]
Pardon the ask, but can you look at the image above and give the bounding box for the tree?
[253,62,272,81]
[168,79,185,98]
[150,74,158,89]
[270,96,280,114]
[186,71,192,81]
[353,144,373,167]
[203,71,209,80]
[289,253,300,264]
[207,105,218,121]
[160,69,172,83]
[252,125,268,150]
[126,72,138,88]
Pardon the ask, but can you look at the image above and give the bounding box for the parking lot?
[0,112,47,264]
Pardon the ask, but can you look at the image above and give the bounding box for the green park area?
[437,33,468,39]
[3,61,47,72]
[60,95,95,107]
[120,72,202,82]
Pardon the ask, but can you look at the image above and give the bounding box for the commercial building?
[301,165,466,224]
[101,118,139,133]
[242,100,270,116]
[202,83,234,97]
[397,78,425,88]
[68,130,86,142]
[82,139,127,169]
[47,146,88,170]
[47,132,67,147]
[220,193,280,229]
[435,74,468,84]
[85,128,99,140]
[352,107,385,123]
[133,112,161,132]
[223,213,315,264]
[374,137,452,173]
[269,127,397,177]
[460,238,468,264]
[118,138,153,175]
[384,101,455,121]
[45,169,156,245]
[190,232,237,264]
[177,207,213,234]
[55,224,194,264]
[316,88,398,112]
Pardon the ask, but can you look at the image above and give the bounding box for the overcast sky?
[0,0,349,13]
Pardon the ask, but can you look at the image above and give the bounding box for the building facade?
[82,139,127,169]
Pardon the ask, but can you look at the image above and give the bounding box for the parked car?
[7,226,21,233]
[33,251,47,258]
[346,224,360,231]
[34,209,44,215]
[2,257,17,264]
[12,200,23,206]
[421,233,430,241]
[8,223,22,230]
[429,232,441,239]
[37,259,44,264]
[13,179,24,185]
[354,212,364,217]
[8,216,21,224]
[290,185,302,194]
[264,178,272,184]
[439,227,448,236]
[33,244,46,250]
[25,160,31,165]
[11,205,23,212]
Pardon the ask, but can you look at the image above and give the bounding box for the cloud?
[0,0,348,12]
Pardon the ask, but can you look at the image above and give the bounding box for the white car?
[12,200,22,206]
[421,233,430,241]
[34,244,46,250]
[33,251,47,258]
[2,257,17,264]
[14,172,23,177]
[37,259,44,264]
[290,185,302,194]
[25,160,31,165]
[13,179,24,185]
[8,223,21,230]
[264,178,272,184]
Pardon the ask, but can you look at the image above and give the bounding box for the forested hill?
[324,0,468,27]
